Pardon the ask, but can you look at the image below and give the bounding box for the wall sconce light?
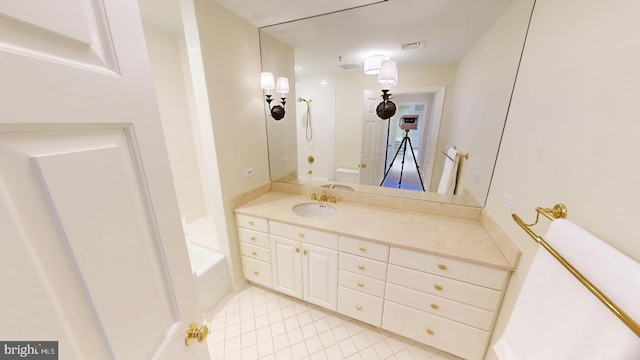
[261,72,289,120]
[376,60,398,120]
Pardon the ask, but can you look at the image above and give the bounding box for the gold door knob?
[438,264,448,271]
[357,281,364,287]
[356,305,362,310]
[434,285,443,291]
[431,304,439,310]
[185,322,209,346]
[248,221,254,225]
[426,329,434,335]
[296,248,300,253]
[359,246,366,251]
[254,271,259,275]
[251,251,257,256]
[358,264,365,270]
[250,236,256,241]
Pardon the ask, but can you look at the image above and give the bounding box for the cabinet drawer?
[339,270,385,298]
[389,246,508,290]
[386,283,495,331]
[338,286,383,327]
[270,221,338,250]
[387,265,502,311]
[242,256,272,288]
[382,300,490,360]
[339,236,389,261]
[339,252,388,281]
[236,214,269,232]
[238,227,269,248]
[241,242,271,263]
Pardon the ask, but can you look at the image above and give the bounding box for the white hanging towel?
[437,147,459,194]
[493,219,640,360]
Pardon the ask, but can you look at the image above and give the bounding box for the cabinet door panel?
[303,243,338,311]
[271,236,302,299]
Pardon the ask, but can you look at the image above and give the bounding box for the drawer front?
[236,213,269,232]
[339,252,388,281]
[339,235,389,261]
[389,246,508,290]
[337,286,383,327]
[238,227,269,248]
[387,265,502,311]
[385,283,495,331]
[241,242,271,263]
[270,221,338,250]
[382,300,490,360]
[339,270,385,298]
[242,256,272,288]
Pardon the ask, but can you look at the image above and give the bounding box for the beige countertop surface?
[234,191,514,271]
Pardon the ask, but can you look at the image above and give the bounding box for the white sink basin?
[292,203,338,218]
[320,184,354,191]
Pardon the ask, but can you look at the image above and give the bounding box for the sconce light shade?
[378,60,398,88]
[364,55,390,75]
[261,72,275,90]
[277,77,289,94]
[261,72,287,121]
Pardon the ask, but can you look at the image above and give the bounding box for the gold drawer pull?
[357,281,364,287]
[356,305,362,310]
[251,251,257,256]
[358,264,365,270]
[426,329,434,335]
[359,246,366,251]
[250,236,256,241]
[298,232,304,237]
[248,221,254,225]
[431,304,439,310]
[438,264,448,271]
[296,248,300,253]
[434,285,443,291]
[254,271,259,275]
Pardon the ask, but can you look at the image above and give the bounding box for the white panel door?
[271,236,303,299]
[0,1,207,359]
[360,90,388,185]
[302,243,338,311]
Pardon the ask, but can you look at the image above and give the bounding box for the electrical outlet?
[244,168,255,177]
[502,194,514,212]
[473,171,480,183]
[282,157,289,165]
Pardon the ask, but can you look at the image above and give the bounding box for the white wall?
[445,0,534,206]
[485,0,640,357]
[142,24,207,223]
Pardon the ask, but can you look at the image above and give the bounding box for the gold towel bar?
[441,147,470,162]
[513,204,640,337]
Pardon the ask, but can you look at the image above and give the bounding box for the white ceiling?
[138,0,514,76]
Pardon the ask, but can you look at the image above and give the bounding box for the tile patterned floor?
[206,284,462,360]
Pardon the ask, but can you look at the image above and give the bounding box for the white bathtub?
[186,242,230,314]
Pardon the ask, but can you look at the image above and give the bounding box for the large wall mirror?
[260,0,535,207]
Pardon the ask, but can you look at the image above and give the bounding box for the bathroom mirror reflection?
[260,0,535,207]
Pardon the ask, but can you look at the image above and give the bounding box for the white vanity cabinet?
[382,246,509,360]
[236,214,272,288]
[270,221,339,311]
[337,236,389,327]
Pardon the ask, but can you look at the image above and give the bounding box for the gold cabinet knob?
[248,221,254,225]
[438,264,448,271]
[426,329,434,335]
[254,271,259,275]
[356,305,362,310]
[296,248,300,253]
[359,246,366,251]
[251,251,257,256]
[250,236,256,241]
[185,322,209,346]
[434,285,443,291]
[298,232,304,237]
[358,264,365,270]
[431,304,439,310]
[357,281,364,287]
[358,163,367,168]
[304,250,308,255]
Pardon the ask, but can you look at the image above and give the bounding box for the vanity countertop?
[234,191,516,271]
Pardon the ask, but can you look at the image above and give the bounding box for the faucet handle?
[306,192,317,200]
